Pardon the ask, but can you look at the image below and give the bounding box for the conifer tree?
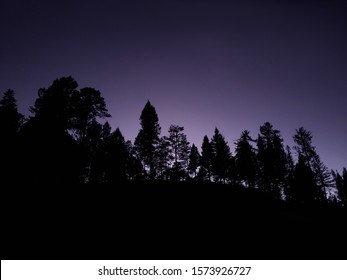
[156,136,170,180]
[293,127,331,202]
[234,130,257,187]
[188,144,201,179]
[0,89,23,136]
[210,128,231,183]
[103,127,128,183]
[199,135,213,181]
[257,122,287,199]
[283,145,295,200]
[125,140,144,180]
[70,87,110,144]
[292,155,317,204]
[167,125,190,181]
[332,168,347,206]
[134,101,161,180]
[0,89,23,185]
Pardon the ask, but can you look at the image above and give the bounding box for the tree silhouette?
[103,127,129,183]
[311,154,334,201]
[234,130,257,188]
[292,154,317,204]
[0,89,23,135]
[0,89,23,185]
[293,127,316,167]
[20,77,111,185]
[134,101,161,180]
[2,75,346,227]
[70,87,111,144]
[283,145,295,200]
[293,127,329,202]
[199,135,213,182]
[79,119,105,184]
[210,128,231,183]
[342,168,347,205]
[156,136,170,180]
[20,77,81,185]
[188,144,201,179]
[29,76,78,132]
[257,122,287,199]
[167,125,190,181]
[332,168,347,206]
[125,140,144,180]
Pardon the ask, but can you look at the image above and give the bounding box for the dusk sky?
[1,0,346,172]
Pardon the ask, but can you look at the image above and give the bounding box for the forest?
[1,76,346,259]
[1,76,346,205]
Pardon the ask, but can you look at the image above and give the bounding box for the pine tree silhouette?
[188,144,201,179]
[0,89,23,185]
[234,130,257,188]
[167,125,190,181]
[210,128,231,183]
[134,101,161,180]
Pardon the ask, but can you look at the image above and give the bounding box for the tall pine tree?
[257,122,287,199]
[188,144,201,179]
[234,130,257,188]
[134,101,161,180]
[166,125,190,181]
[199,135,213,182]
[293,127,331,202]
[0,89,23,185]
[210,128,231,183]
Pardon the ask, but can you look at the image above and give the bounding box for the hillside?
[2,181,346,260]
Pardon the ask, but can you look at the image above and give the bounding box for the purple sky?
[1,0,346,172]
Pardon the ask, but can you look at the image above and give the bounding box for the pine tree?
[167,125,190,181]
[103,127,128,183]
[21,77,81,185]
[210,128,231,183]
[199,135,213,182]
[292,154,317,204]
[0,89,23,136]
[156,136,170,180]
[283,145,295,200]
[29,76,79,132]
[332,168,347,206]
[70,87,111,144]
[343,168,347,206]
[311,154,334,201]
[134,101,161,180]
[257,122,287,199]
[293,127,316,167]
[125,140,144,181]
[0,89,24,185]
[24,77,111,185]
[293,127,331,202]
[188,144,201,179]
[234,130,257,187]
[83,120,105,184]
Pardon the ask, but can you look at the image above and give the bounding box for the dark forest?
[1,76,346,260]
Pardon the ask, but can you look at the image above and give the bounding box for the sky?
[1,0,346,172]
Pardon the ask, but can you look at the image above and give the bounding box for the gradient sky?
[1,0,346,172]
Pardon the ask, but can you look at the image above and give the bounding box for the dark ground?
[2,181,346,260]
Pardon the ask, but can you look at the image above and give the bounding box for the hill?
[2,181,346,260]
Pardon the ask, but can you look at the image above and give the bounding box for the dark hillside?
[2,181,346,260]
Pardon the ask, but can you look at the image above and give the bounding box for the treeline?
[0,76,346,206]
